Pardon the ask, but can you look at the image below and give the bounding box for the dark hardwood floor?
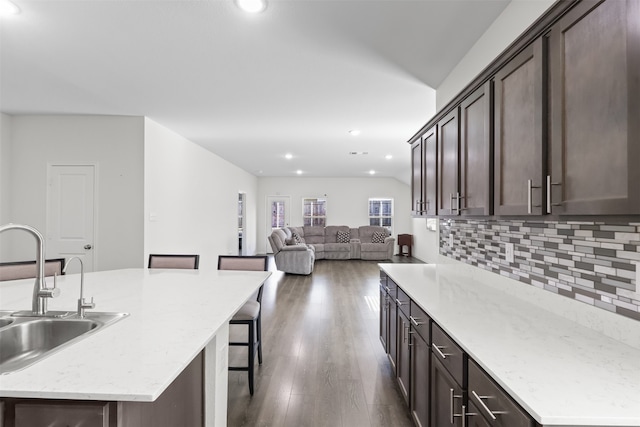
[227,256,422,427]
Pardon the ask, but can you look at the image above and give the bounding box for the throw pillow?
[337,230,350,243]
[292,232,306,245]
[371,231,386,243]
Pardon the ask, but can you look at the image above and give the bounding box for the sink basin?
[0,312,128,374]
[0,318,14,328]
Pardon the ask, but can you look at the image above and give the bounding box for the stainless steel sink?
[0,312,128,374]
[0,318,14,328]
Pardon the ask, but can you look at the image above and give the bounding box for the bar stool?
[218,255,268,396]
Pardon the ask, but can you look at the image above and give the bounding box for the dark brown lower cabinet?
[1,352,203,427]
[466,401,492,427]
[396,309,411,405]
[410,327,430,427]
[431,355,465,427]
[379,284,389,352]
[467,359,534,427]
[388,294,398,372]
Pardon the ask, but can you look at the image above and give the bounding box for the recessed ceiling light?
[369,170,376,175]
[0,0,20,16]
[236,0,267,13]
[349,130,361,136]
[296,170,303,175]
[385,154,393,160]
[285,153,293,160]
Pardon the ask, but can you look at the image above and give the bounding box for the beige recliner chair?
[268,229,315,275]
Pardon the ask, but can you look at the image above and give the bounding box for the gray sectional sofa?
[268,225,395,275]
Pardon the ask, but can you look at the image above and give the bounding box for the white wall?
[257,176,410,254]
[436,0,555,110]
[144,118,258,269]
[8,115,145,270]
[0,114,12,259]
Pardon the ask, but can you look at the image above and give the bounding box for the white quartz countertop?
[0,268,270,401]
[379,263,640,427]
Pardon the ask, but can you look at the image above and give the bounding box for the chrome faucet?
[0,223,60,315]
[62,256,95,318]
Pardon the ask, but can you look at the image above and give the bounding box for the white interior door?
[47,165,96,273]
[266,195,290,253]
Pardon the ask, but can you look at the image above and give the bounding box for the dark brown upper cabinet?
[547,0,640,215]
[423,126,438,216]
[460,81,493,216]
[494,38,546,216]
[437,108,460,216]
[411,138,424,216]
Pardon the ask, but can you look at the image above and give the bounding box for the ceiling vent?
[348,151,369,155]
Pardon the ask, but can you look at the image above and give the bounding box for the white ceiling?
[0,0,510,184]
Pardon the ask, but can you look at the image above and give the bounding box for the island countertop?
[0,268,270,402]
[379,263,640,427]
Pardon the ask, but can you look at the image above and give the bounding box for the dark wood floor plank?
[227,255,422,426]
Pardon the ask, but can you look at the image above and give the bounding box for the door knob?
[84,244,93,250]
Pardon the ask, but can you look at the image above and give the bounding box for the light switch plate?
[449,234,454,246]
[636,262,639,286]
[505,243,515,263]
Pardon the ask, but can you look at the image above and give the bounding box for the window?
[303,197,327,227]
[369,198,393,233]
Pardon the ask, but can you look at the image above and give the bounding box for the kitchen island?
[379,263,640,427]
[0,267,271,427]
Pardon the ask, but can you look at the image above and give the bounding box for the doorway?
[238,193,246,255]
[266,195,290,253]
[46,164,96,273]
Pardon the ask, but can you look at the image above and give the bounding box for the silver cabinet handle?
[546,175,562,213]
[450,388,464,425]
[527,179,541,214]
[432,343,451,359]
[410,316,426,326]
[385,286,391,293]
[395,298,406,306]
[471,390,507,421]
[84,244,92,250]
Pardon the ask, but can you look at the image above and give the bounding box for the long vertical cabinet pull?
[546,175,562,213]
[449,388,466,427]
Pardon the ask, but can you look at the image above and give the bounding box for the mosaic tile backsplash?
[439,219,640,321]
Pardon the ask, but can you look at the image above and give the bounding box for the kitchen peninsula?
[379,263,640,427]
[0,268,271,427]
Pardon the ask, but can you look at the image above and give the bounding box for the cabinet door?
[396,309,411,405]
[460,82,492,216]
[411,139,424,215]
[494,38,545,215]
[431,356,464,427]
[410,329,430,427]
[548,0,640,214]
[379,285,388,352]
[466,401,492,427]
[423,126,438,216]
[388,288,398,372]
[438,108,460,216]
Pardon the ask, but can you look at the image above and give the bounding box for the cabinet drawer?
[431,323,466,387]
[395,287,410,316]
[15,401,111,427]
[468,359,534,427]
[409,301,430,343]
[380,271,387,286]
